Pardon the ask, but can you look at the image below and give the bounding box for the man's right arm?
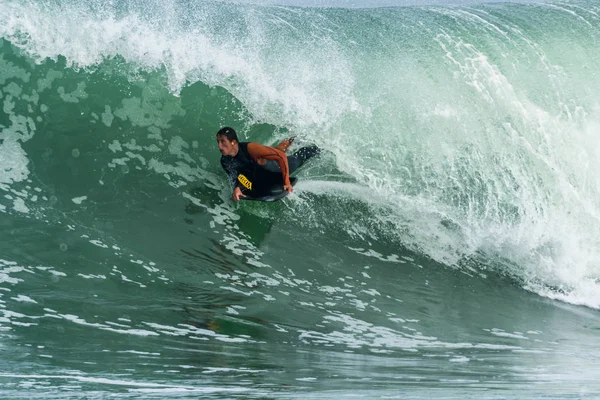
[221,157,246,201]
[220,157,235,184]
[232,186,245,201]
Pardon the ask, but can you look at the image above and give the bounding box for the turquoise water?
[1,0,600,398]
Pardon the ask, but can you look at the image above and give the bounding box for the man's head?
[216,127,239,157]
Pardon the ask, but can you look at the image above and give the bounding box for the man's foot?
[276,136,297,152]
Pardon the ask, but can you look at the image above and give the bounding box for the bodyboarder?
[216,127,320,202]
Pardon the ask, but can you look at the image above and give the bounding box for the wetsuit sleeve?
[246,143,291,186]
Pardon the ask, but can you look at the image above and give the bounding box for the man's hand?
[283,184,293,193]
[232,187,246,202]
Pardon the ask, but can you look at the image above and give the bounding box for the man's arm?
[247,143,291,188]
[221,156,246,201]
[220,157,236,185]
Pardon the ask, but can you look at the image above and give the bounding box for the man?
[217,127,320,201]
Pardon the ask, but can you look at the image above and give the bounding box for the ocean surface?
[1,0,600,398]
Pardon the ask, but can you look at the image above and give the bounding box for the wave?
[1,0,600,309]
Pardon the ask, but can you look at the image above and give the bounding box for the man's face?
[217,135,238,157]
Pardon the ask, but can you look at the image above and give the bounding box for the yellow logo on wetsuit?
[237,174,252,190]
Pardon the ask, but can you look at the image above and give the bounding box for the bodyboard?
[241,177,298,202]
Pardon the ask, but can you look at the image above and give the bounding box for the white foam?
[117,350,160,356]
[299,311,524,352]
[202,367,266,374]
[0,373,240,392]
[78,274,106,280]
[12,197,29,213]
[57,82,88,103]
[129,387,251,394]
[0,138,30,191]
[532,279,600,309]
[88,239,109,249]
[71,196,87,204]
[486,328,528,340]
[11,295,37,304]
[59,314,159,337]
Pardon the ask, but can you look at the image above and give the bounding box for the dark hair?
[216,127,239,143]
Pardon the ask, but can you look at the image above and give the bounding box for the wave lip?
[0,0,359,130]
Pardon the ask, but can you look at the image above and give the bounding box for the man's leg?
[288,145,321,174]
[261,143,320,174]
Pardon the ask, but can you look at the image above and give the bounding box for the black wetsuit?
[221,143,320,196]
